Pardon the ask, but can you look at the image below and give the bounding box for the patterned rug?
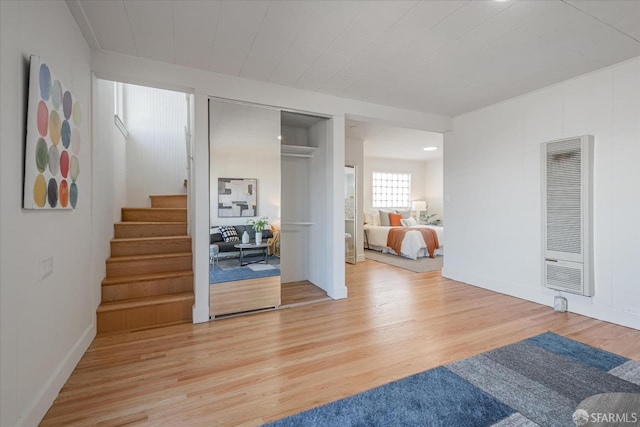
[365,249,443,273]
[264,332,640,426]
[210,255,280,283]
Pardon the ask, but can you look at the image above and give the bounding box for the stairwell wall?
[92,77,128,313]
[122,84,189,207]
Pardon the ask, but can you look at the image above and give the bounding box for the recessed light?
[423,146,438,151]
[277,135,282,140]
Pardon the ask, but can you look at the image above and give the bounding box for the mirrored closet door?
[209,99,281,318]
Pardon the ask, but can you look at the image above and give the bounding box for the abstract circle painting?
[24,56,81,210]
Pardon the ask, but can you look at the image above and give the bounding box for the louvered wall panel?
[545,261,583,294]
[546,138,582,255]
[541,135,594,296]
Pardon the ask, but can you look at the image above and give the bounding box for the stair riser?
[114,223,187,238]
[97,299,193,333]
[102,275,193,302]
[111,237,192,257]
[150,195,187,209]
[122,208,187,222]
[107,256,192,277]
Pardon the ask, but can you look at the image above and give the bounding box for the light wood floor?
[281,280,329,306]
[41,260,640,426]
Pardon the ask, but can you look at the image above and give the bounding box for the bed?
[365,224,444,260]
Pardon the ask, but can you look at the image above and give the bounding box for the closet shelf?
[281,145,318,157]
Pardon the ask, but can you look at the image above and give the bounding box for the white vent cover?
[541,136,594,296]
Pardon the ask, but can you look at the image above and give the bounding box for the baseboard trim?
[192,304,210,323]
[20,322,96,427]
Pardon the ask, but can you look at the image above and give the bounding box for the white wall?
[363,157,428,213]
[123,83,188,207]
[91,77,127,317]
[444,57,640,330]
[0,1,95,425]
[424,157,444,223]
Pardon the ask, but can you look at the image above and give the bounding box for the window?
[113,82,129,137]
[372,172,411,208]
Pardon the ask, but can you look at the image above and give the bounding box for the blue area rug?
[210,255,280,283]
[265,332,640,427]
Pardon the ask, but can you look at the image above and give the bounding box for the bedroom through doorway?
[345,118,444,273]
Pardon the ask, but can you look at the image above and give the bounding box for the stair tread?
[97,292,194,312]
[122,207,187,211]
[111,235,191,243]
[107,252,192,263]
[102,270,193,286]
[115,221,187,225]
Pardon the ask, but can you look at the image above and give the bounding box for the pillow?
[364,212,373,225]
[389,212,402,227]
[379,210,392,226]
[400,217,417,227]
[210,227,223,243]
[397,209,410,219]
[219,225,239,242]
[365,211,382,225]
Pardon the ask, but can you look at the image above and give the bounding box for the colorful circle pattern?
[30,60,81,209]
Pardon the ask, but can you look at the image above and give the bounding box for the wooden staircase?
[97,194,194,334]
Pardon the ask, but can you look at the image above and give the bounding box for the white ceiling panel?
[307,1,365,33]
[209,0,268,74]
[124,1,174,63]
[463,0,554,48]
[209,46,247,76]
[366,1,419,21]
[358,43,399,65]
[71,0,640,117]
[377,22,430,50]
[327,33,370,58]
[321,73,358,95]
[313,52,352,74]
[400,1,467,30]
[240,52,281,82]
[343,9,398,41]
[427,1,512,42]
[403,29,453,58]
[294,67,335,92]
[79,0,137,56]
[568,0,640,33]
[173,1,221,70]
[268,60,309,87]
[296,21,341,51]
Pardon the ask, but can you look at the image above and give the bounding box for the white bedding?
[365,225,444,260]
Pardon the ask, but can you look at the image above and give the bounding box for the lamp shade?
[411,201,427,211]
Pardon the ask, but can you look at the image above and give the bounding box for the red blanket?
[387,227,440,258]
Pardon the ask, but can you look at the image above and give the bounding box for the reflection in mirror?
[208,99,281,318]
[345,165,356,264]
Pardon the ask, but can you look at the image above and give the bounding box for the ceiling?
[347,119,443,161]
[68,0,640,118]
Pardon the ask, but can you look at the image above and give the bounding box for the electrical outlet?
[40,256,53,281]
[554,296,567,312]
